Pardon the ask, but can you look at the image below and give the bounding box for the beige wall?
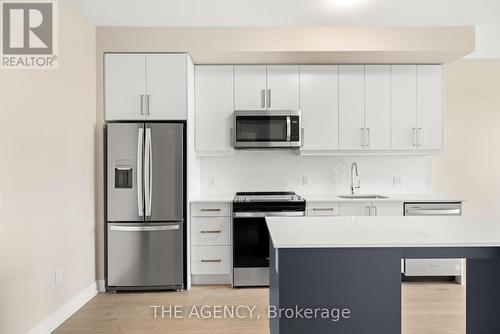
[434,59,500,221]
[96,26,474,64]
[0,2,96,334]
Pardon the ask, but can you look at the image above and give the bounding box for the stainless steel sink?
[338,194,390,199]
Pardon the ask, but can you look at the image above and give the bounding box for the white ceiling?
[68,0,500,58]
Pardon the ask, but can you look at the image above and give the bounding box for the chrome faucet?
[350,162,361,195]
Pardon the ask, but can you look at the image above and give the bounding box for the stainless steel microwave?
[233,110,301,148]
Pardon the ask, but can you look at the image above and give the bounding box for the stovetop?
[234,191,304,203]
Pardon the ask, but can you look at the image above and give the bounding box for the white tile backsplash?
[200,151,432,195]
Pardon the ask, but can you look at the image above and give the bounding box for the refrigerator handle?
[137,127,144,216]
[145,127,153,216]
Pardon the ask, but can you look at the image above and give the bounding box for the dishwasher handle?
[405,209,461,216]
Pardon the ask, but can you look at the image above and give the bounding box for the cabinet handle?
[230,128,234,147]
[201,230,222,234]
[372,206,378,216]
[146,94,151,115]
[301,128,305,148]
[417,127,423,147]
[366,128,371,148]
[313,208,335,211]
[140,94,145,115]
[267,89,271,108]
[201,259,222,263]
[412,128,417,147]
[361,128,365,147]
[366,206,371,216]
[261,89,266,108]
[200,208,222,212]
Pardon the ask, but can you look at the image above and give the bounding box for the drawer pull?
[200,230,222,234]
[200,208,222,212]
[312,208,335,211]
[201,259,222,263]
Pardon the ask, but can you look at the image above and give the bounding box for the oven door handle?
[233,211,305,218]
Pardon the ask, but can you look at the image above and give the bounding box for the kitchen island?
[266,216,500,334]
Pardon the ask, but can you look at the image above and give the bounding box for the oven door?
[233,216,270,286]
[233,216,270,268]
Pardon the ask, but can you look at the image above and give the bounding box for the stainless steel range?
[232,191,306,287]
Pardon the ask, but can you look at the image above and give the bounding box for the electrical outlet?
[302,176,309,186]
[393,176,403,187]
[55,269,63,286]
[208,177,216,188]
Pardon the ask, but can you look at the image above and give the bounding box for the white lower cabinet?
[190,202,232,285]
[339,201,372,216]
[339,201,402,216]
[307,202,340,216]
[191,217,230,246]
[191,246,231,275]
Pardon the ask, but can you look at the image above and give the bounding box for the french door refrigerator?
[106,122,184,291]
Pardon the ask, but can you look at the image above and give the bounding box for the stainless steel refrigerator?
[105,122,184,291]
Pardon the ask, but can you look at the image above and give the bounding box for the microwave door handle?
[286,116,291,141]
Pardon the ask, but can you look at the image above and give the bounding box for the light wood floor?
[54,282,465,334]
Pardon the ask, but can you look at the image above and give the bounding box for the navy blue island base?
[269,244,500,334]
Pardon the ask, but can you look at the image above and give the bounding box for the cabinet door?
[365,65,391,150]
[339,202,372,216]
[104,54,146,121]
[299,65,339,151]
[195,66,234,154]
[372,202,403,216]
[146,54,187,120]
[417,65,443,151]
[234,65,267,110]
[339,65,365,150]
[391,65,417,150]
[266,65,300,110]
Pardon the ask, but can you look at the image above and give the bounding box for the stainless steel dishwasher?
[403,202,464,283]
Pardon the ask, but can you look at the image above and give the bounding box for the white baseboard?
[96,279,106,293]
[26,281,98,334]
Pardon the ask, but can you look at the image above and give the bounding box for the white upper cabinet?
[195,65,234,155]
[234,65,267,110]
[234,65,299,110]
[105,53,188,121]
[365,65,391,150]
[105,54,146,120]
[266,65,300,110]
[339,65,365,150]
[146,54,187,120]
[299,65,339,152]
[391,65,418,150]
[417,65,443,151]
[391,65,443,151]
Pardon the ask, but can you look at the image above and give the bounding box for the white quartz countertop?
[190,194,234,203]
[266,216,500,248]
[190,193,464,203]
[301,193,465,203]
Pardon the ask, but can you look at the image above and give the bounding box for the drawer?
[191,217,230,246]
[191,246,231,275]
[404,259,463,276]
[307,202,340,216]
[191,203,231,217]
